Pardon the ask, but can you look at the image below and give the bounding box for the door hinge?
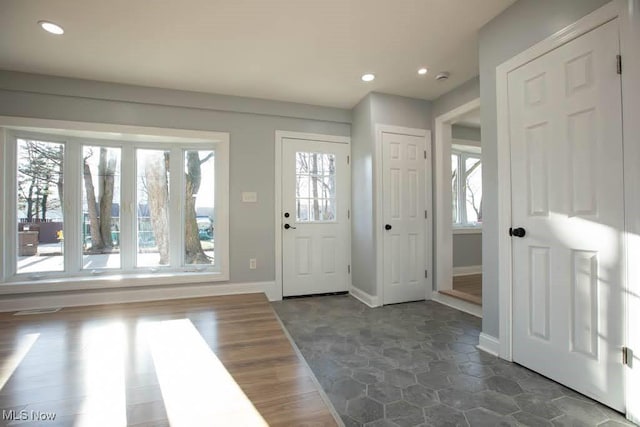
[623,346,633,367]
[348,265,351,274]
[424,150,427,159]
[617,54,622,75]
[425,270,428,278]
[347,155,350,164]
[425,210,428,219]
[348,209,350,219]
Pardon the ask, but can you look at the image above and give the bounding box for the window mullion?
[64,141,82,274]
[168,148,183,268]
[120,144,135,271]
[458,153,466,225]
[5,134,17,279]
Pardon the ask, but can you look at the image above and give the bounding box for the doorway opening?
[433,99,482,317]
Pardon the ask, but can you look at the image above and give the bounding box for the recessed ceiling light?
[38,20,64,35]
[361,73,375,82]
[418,67,428,75]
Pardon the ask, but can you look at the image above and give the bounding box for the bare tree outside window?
[17,139,64,274]
[452,150,482,226]
[296,152,336,222]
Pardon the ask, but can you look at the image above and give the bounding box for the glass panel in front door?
[295,152,336,222]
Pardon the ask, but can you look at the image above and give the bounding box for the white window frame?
[0,118,229,294]
[452,146,482,231]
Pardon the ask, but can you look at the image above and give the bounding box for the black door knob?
[509,227,526,238]
[385,224,392,230]
[284,224,297,230]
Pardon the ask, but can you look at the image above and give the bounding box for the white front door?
[382,132,427,305]
[509,20,625,410]
[281,138,350,297]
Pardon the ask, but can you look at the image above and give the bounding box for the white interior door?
[282,138,350,297]
[509,20,625,410]
[382,132,427,305]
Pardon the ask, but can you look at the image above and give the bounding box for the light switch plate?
[242,192,257,203]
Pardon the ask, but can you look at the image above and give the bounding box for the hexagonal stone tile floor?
[272,295,634,427]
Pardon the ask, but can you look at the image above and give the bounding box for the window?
[82,145,121,270]
[17,138,65,274]
[452,148,482,228]
[3,126,229,285]
[295,152,336,222]
[136,149,171,268]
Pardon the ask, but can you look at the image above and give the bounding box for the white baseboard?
[0,281,279,313]
[349,285,380,308]
[430,292,482,318]
[477,332,500,357]
[452,265,482,276]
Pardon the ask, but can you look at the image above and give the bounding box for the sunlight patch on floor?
[142,318,268,426]
[76,322,127,427]
[0,332,40,391]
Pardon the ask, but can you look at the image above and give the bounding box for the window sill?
[0,271,229,296]
[453,227,482,235]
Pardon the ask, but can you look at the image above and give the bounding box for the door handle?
[385,224,392,231]
[284,224,297,230]
[509,227,526,238]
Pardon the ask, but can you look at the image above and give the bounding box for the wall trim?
[0,281,279,313]
[618,0,640,423]
[477,333,500,357]
[433,98,481,297]
[452,265,482,276]
[495,0,620,363]
[431,292,482,318]
[374,125,432,306]
[453,227,482,235]
[349,285,380,308]
[274,131,351,300]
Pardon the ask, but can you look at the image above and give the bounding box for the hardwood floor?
[440,274,482,305]
[0,293,338,426]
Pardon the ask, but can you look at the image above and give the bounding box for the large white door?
[382,132,427,305]
[282,138,350,297]
[509,20,625,410]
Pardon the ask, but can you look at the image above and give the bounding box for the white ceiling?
[0,0,515,109]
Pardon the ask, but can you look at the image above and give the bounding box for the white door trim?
[274,131,351,300]
[433,98,481,301]
[618,1,640,423]
[374,125,432,305]
[497,2,640,420]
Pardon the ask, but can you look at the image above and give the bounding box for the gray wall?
[453,233,483,268]
[452,125,481,142]
[351,92,432,296]
[478,0,610,338]
[370,92,432,130]
[432,76,480,120]
[351,94,376,295]
[0,71,351,285]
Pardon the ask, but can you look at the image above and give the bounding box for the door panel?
[282,139,349,297]
[382,132,427,305]
[509,20,624,410]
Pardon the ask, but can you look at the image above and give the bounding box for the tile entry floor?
[273,295,634,427]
